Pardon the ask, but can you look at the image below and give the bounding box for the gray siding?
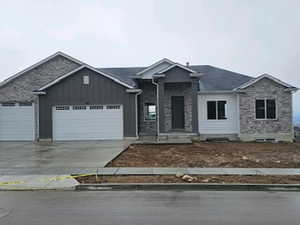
[39,68,136,139]
[163,67,192,83]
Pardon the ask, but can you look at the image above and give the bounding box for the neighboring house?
[0,52,298,142]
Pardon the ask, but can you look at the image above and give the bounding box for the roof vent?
[186,62,190,67]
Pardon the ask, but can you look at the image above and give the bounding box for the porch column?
[158,79,165,134]
[191,78,199,133]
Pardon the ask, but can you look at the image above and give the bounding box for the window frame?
[144,103,156,121]
[255,98,277,120]
[206,100,227,120]
[83,75,90,85]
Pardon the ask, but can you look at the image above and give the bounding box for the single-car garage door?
[52,105,123,140]
[0,102,35,141]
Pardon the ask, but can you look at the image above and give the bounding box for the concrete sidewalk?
[1,168,300,191]
[3,167,300,176]
[0,175,79,190]
[90,167,300,175]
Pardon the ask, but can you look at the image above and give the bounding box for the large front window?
[144,103,156,121]
[256,99,276,119]
[207,100,227,120]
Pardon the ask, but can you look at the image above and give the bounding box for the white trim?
[152,78,160,135]
[0,51,85,87]
[206,100,228,120]
[126,89,142,93]
[36,65,134,92]
[136,58,175,75]
[152,74,166,78]
[134,90,143,138]
[236,93,240,138]
[234,74,296,90]
[156,63,197,74]
[254,98,277,120]
[33,91,46,95]
[291,94,295,140]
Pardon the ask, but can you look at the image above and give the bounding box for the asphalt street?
[0,190,299,225]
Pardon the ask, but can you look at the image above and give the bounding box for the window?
[90,105,103,110]
[56,106,70,110]
[144,103,156,120]
[207,101,227,120]
[83,75,89,85]
[2,102,15,107]
[106,105,120,110]
[255,99,276,119]
[19,102,32,106]
[73,106,86,110]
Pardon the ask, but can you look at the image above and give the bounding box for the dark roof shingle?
[98,65,254,91]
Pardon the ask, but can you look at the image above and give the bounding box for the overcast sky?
[0,0,299,113]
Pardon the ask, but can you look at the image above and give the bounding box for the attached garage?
[52,105,123,140]
[0,103,35,141]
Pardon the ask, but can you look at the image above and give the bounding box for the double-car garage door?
[0,103,123,141]
[52,105,123,140]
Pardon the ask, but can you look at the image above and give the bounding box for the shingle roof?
[97,67,144,88]
[190,65,254,91]
[98,65,254,91]
[0,57,254,103]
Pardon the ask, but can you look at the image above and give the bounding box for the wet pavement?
[0,140,132,175]
[0,190,299,225]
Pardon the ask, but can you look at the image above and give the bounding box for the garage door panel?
[53,105,123,140]
[0,104,35,141]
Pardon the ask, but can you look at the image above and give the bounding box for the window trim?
[206,100,227,120]
[83,75,89,85]
[255,98,277,120]
[144,103,156,121]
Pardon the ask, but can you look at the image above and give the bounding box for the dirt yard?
[76,175,300,184]
[107,142,300,168]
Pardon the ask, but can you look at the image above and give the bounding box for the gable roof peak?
[156,63,197,74]
[136,58,175,75]
[0,51,85,88]
[234,73,297,91]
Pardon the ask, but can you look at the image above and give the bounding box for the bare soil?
[107,142,300,168]
[76,175,300,184]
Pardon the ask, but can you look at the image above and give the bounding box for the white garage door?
[53,105,123,140]
[0,103,35,141]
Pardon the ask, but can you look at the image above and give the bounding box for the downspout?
[152,78,159,136]
[236,92,240,139]
[135,90,143,139]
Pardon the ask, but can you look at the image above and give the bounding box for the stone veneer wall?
[138,82,157,135]
[0,55,81,102]
[239,78,293,141]
[164,83,193,132]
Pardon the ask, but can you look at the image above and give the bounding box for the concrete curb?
[76,183,300,192]
[0,187,76,191]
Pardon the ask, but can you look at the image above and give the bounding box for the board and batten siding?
[38,67,137,139]
[198,93,238,134]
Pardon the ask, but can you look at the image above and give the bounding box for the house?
[0,52,298,142]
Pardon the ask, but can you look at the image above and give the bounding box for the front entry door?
[171,96,185,130]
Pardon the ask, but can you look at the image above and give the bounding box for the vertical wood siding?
[39,68,136,139]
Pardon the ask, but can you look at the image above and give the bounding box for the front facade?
[0,52,297,142]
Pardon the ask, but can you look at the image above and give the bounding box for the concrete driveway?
[0,140,132,175]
